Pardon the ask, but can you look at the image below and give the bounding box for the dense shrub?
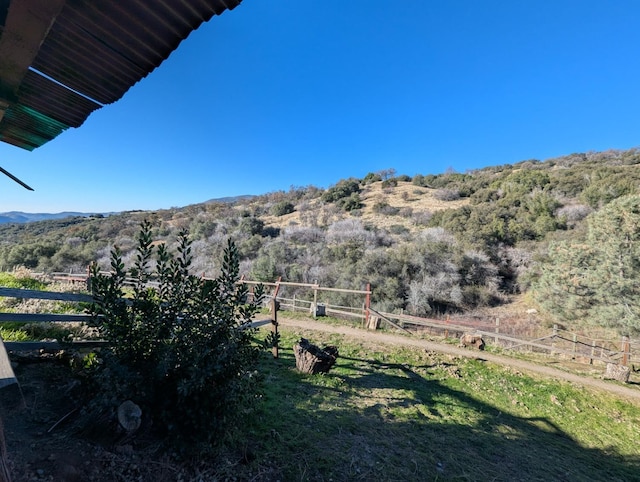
[321,178,361,203]
[376,203,401,216]
[340,192,364,212]
[88,221,266,450]
[271,201,295,217]
[433,189,461,201]
[362,172,382,184]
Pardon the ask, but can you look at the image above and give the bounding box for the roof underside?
[0,0,242,151]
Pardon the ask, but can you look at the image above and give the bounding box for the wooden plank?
[0,313,92,323]
[0,338,16,389]
[0,287,93,303]
[247,319,273,329]
[4,340,109,351]
[369,308,413,335]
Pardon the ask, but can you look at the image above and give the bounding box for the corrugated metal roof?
[0,0,242,151]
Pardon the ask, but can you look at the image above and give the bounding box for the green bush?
[322,178,361,203]
[339,192,364,212]
[0,272,46,290]
[88,220,266,450]
[271,201,295,217]
[362,172,382,184]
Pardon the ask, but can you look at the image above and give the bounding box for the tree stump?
[293,338,338,374]
[604,363,630,383]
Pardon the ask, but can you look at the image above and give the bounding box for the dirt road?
[278,316,640,402]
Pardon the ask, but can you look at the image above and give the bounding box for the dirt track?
[278,316,640,402]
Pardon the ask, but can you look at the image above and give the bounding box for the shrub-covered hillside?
[2,147,640,333]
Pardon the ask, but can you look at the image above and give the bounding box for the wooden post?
[551,324,558,356]
[271,298,279,359]
[590,340,596,365]
[621,336,630,367]
[313,282,318,319]
[572,334,577,359]
[364,282,371,327]
[86,263,92,292]
[272,276,282,298]
[293,294,296,312]
[494,318,500,345]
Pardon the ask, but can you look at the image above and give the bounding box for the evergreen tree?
[534,195,640,334]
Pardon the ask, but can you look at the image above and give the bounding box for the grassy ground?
[225,327,640,481]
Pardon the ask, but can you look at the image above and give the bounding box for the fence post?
[551,324,558,356]
[364,283,371,327]
[590,340,596,365]
[292,294,296,312]
[621,336,630,367]
[494,318,500,345]
[313,281,318,319]
[86,264,92,292]
[271,298,279,359]
[572,334,577,359]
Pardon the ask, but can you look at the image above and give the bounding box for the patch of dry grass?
[259,181,469,233]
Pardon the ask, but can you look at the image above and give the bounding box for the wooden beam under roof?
[0,0,65,123]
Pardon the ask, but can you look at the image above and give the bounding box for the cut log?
[293,338,338,374]
[366,316,380,330]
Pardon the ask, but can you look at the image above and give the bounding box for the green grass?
[0,272,46,290]
[0,272,89,341]
[223,327,640,481]
[0,321,81,342]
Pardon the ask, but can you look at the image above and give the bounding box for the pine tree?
[534,195,640,334]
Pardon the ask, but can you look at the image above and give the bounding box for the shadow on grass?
[249,348,640,481]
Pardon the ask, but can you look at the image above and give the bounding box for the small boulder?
[604,363,630,383]
[459,333,485,350]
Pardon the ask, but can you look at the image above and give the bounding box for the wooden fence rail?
[2,275,637,368]
[372,309,636,367]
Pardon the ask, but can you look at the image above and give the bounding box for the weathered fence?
[372,310,638,367]
[6,273,639,369]
[239,278,372,324]
[0,286,279,354]
[0,287,100,351]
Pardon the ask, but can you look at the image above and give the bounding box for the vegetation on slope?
[2,147,640,333]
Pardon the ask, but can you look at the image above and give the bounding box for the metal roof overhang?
[0,0,242,151]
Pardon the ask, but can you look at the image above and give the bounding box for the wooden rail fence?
[372,309,637,367]
[3,273,638,369]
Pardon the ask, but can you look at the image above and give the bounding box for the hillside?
[1,147,640,335]
[0,211,97,224]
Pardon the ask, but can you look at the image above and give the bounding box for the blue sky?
[2,1,640,213]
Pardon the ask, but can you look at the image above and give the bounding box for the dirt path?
[278,316,640,402]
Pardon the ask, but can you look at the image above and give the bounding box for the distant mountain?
[0,211,102,224]
[204,195,255,204]
[0,194,254,224]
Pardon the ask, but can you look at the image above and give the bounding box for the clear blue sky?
[2,0,640,213]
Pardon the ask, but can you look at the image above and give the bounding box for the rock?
[604,363,630,383]
[117,401,142,432]
[459,333,485,350]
